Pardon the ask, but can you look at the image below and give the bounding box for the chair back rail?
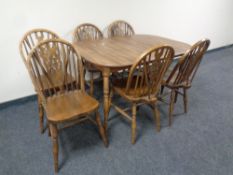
[108,20,135,37]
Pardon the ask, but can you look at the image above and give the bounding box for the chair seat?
[46,90,99,123]
[162,64,191,88]
[162,69,191,88]
[113,77,157,102]
[162,80,191,89]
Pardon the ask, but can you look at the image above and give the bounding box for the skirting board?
[0,94,37,110]
[0,44,232,110]
[207,44,233,53]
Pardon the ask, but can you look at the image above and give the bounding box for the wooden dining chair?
[26,39,108,173]
[109,46,174,144]
[19,29,59,134]
[161,39,210,126]
[107,20,135,37]
[73,23,103,96]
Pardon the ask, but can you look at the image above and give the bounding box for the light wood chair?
[161,39,210,126]
[73,23,103,96]
[107,20,135,37]
[26,39,108,173]
[19,29,59,133]
[107,20,135,79]
[109,46,174,144]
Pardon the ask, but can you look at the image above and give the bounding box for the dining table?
[72,34,191,130]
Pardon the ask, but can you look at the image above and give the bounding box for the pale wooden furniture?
[26,39,108,173]
[107,20,134,37]
[73,23,103,96]
[19,29,59,64]
[161,39,210,126]
[19,29,59,133]
[110,46,174,144]
[72,34,191,132]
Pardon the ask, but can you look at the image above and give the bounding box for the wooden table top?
[73,34,190,68]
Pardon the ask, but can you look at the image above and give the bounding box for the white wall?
[0,0,232,103]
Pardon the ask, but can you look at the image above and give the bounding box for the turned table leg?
[102,68,110,131]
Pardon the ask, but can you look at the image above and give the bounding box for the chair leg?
[108,89,113,115]
[96,111,108,147]
[90,72,94,96]
[160,85,165,95]
[183,88,188,113]
[50,124,59,173]
[174,91,178,103]
[169,90,176,126]
[153,104,161,132]
[131,103,137,144]
[48,122,51,137]
[38,95,44,134]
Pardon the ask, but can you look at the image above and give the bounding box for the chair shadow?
[158,101,187,127]
[58,121,107,169]
[107,103,163,143]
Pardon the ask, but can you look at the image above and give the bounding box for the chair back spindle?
[27,39,84,100]
[126,46,174,99]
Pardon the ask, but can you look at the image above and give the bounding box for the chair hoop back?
[107,20,135,37]
[19,29,59,65]
[126,45,174,98]
[27,39,85,98]
[166,39,210,86]
[73,23,103,42]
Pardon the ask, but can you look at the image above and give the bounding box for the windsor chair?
[26,39,108,173]
[73,23,103,96]
[110,46,174,144]
[161,39,210,126]
[19,29,59,133]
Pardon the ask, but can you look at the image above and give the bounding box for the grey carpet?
[0,46,233,175]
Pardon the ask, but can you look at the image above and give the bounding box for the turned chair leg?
[48,122,51,137]
[108,89,113,115]
[174,91,178,103]
[90,72,94,96]
[50,124,59,173]
[183,88,188,113]
[153,104,161,132]
[131,103,137,144]
[169,90,176,126]
[96,111,108,147]
[160,85,165,95]
[38,96,44,134]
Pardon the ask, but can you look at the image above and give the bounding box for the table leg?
[102,68,110,131]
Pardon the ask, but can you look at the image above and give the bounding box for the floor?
[0,46,233,175]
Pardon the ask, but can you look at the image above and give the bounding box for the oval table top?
[73,34,191,69]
